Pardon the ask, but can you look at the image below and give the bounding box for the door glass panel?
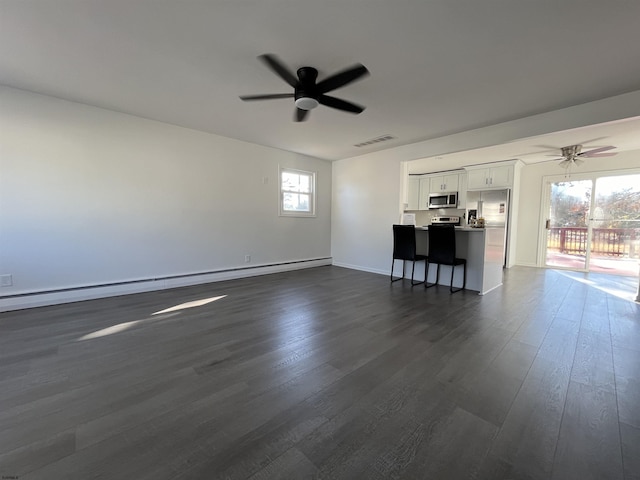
[545,180,592,270]
[590,174,640,276]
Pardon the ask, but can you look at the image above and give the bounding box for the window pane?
[282,172,310,193]
[591,174,640,268]
[549,181,591,228]
[298,174,310,193]
[593,174,640,228]
[282,172,298,191]
[283,193,310,212]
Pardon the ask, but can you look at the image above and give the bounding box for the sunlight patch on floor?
[77,295,227,341]
[151,295,227,315]
[557,270,639,303]
[78,320,141,340]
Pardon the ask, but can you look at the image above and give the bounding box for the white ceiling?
[2,1,640,161]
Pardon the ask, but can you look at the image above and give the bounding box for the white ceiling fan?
[547,144,617,169]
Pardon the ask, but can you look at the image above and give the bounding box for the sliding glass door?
[543,173,640,276]
[545,179,592,271]
[589,175,640,275]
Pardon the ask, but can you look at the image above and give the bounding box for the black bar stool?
[391,225,427,285]
[425,224,466,293]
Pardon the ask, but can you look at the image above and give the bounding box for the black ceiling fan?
[239,54,369,122]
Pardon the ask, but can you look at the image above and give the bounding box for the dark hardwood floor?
[1,266,639,479]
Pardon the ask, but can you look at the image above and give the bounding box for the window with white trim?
[280,167,316,217]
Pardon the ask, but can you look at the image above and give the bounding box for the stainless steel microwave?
[428,192,458,209]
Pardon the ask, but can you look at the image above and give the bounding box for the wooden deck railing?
[548,227,640,258]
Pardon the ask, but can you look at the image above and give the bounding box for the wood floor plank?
[397,407,498,479]
[489,313,580,479]
[451,339,538,427]
[0,430,76,477]
[613,344,640,429]
[435,325,513,386]
[178,408,328,480]
[620,422,640,480]
[245,447,318,480]
[295,346,454,479]
[608,294,640,352]
[0,266,637,479]
[300,382,456,480]
[580,286,610,335]
[551,381,623,480]
[570,328,616,393]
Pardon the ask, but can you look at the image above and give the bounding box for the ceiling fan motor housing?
[295,67,319,110]
[561,145,582,159]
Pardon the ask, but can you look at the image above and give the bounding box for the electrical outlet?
[0,274,13,287]
[244,255,251,263]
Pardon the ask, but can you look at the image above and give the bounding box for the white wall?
[0,86,331,306]
[331,152,403,274]
[331,91,640,277]
[515,151,640,267]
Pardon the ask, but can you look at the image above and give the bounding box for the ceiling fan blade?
[580,152,617,158]
[577,137,609,146]
[258,54,298,88]
[239,93,294,101]
[295,108,309,122]
[316,64,369,93]
[319,95,365,114]
[580,145,616,156]
[536,158,564,165]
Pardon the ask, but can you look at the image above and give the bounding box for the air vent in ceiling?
[354,134,395,148]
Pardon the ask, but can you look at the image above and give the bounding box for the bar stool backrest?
[392,225,418,260]
[428,224,456,265]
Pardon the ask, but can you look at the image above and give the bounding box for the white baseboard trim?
[0,258,332,312]
[479,283,504,295]
[331,261,389,277]
[513,262,540,268]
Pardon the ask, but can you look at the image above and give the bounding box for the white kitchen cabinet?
[488,166,511,187]
[457,173,467,208]
[466,164,513,190]
[406,176,420,210]
[429,174,459,193]
[407,171,464,210]
[418,177,431,210]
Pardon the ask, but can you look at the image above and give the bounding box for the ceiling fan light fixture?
[559,160,571,169]
[295,97,319,110]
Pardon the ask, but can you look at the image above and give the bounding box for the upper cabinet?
[465,162,515,190]
[404,170,466,210]
[405,174,430,210]
[457,173,467,209]
[418,176,431,210]
[406,175,421,210]
[429,174,459,193]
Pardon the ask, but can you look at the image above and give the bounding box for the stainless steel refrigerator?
[466,189,510,265]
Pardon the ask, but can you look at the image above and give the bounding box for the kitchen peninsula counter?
[414,226,505,295]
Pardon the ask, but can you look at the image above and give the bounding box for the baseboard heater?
[0,257,332,312]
